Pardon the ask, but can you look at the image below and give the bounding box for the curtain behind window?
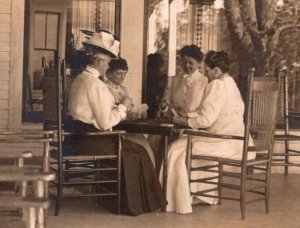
[72,0,115,50]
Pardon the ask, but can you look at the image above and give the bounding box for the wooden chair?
[43,59,125,216]
[184,69,279,219]
[272,67,300,174]
[0,131,55,228]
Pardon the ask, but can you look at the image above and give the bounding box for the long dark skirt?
[70,121,167,216]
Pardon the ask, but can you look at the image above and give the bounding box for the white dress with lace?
[161,75,256,214]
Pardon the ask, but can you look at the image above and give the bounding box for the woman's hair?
[85,48,103,65]
[204,51,230,73]
[107,58,128,72]
[147,53,164,69]
[180,45,203,62]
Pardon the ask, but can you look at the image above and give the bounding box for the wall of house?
[0,0,43,154]
[0,0,13,129]
[120,0,145,108]
[0,0,24,130]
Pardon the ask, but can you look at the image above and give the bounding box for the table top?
[115,118,184,136]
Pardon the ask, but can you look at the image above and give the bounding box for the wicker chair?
[43,59,125,216]
[184,69,279,219]
[272,67,300,174]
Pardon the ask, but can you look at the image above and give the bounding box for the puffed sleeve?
[188,79,227,129]
[159,83,172,112]
[185,75,208,117]
[88,83,127,130]
[121,85,134,109]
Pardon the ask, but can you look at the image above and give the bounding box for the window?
[144,0,220,78]
[22,0,120,123]
[34,12,60,50]
[71,0,117,50]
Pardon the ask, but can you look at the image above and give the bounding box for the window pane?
[46,13,59,50]
[34,13,46,49]
[71,0,116,50]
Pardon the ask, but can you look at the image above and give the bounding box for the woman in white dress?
[104,58,155,167]
[159,45,208,118]
[69,32,166,215]
[162,51,255,214]
[151,45,208,171]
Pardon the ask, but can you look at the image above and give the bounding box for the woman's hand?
[121,96,133,111]
[126,111,139,120]
[126,111,147,120]
[140,110,147,119]
[159,99,169,111]
[173,116,189,127]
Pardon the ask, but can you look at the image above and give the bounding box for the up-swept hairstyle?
[107,58,128,72]
[204,51,230,73]
[180,45,203,62]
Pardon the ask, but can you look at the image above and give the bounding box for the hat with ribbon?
[82,30,120,58]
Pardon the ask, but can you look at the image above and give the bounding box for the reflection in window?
[65,0,117,73]
[72,0,116,50]
[147,0,222,75]
[186,0,222,53]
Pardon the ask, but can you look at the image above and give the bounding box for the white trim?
[9,0,24,130]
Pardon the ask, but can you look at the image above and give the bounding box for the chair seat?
[275,134,300,141]
[0,196,50,209]
[50,151,117,161]
[0,165,41,172]
[288,112,300,118]
[191,155,268,166]
[0,151,32,159]
[0,168,55,182]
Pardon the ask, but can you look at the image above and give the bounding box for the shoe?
[192,197,219,205]
[192,197,206,205]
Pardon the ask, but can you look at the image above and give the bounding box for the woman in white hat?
[69,31,166,215]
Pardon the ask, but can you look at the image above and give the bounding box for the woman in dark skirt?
[68,30,166,215]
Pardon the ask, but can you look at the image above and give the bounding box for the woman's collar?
[85,65,100,78]
[105,79,120,89]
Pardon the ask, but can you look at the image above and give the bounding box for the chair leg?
[265,191,270,214]
[240,195,245,220]
[218,161,223,205]
[35,180,45,228]
[25,207,36,228]
[54,169,63,216]
[117,135,122,214]
[284,140,289,175]
[240,175,246,220]
[65,160,70,182]
[54,151,65,216]
[95,160,102,207]
[54,196,61,216]
[265,163,271,214]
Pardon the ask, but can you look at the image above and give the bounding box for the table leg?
[43,142,50,196]
[163,135,168,211]
[43,141,50,222]
[35,180,45,228]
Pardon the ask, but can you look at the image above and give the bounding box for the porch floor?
[1,174,300,228]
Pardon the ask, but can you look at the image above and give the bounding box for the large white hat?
[82,31,120,58]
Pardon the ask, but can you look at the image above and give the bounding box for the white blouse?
[188,74,245,136]
[69,66,127,131]
[163,69,207,117]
